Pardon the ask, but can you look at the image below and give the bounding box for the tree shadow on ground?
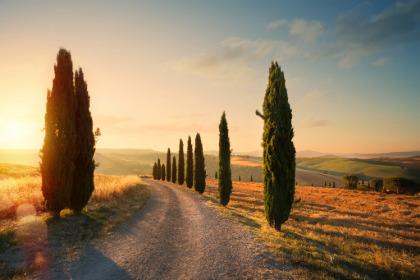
[281,229,416,280]
[69,245,133,280]
[291,213,419,252]
[20,212,105,279]
[228,211,261,229]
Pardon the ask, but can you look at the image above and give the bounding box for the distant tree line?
[343,174,419,194]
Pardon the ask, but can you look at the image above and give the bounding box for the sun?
[0,121,29,148]
[4,121,25,141]
[0,119,42,149]
[4,122,23,140]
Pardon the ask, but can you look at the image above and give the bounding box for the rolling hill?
[297,156,420,183]
[1,149,418,185]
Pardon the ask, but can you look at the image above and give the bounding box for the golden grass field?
[204,179,420,280]
[0,165,149,278]
[0,172,145,219]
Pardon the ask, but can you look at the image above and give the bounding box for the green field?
[297,156,420,183]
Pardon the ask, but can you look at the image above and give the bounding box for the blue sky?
[0,0,419,153]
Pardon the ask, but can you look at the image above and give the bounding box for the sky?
[0,0,419,154]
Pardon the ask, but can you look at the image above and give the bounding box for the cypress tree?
[250,175,253,182]
[215,171,218,179]
[218,112,232,206]
[172,156,177,183]
[152,162,157,179]
[194,133,206,193]
[41,49,77,215]
[238,176,241,181]
[161,164,166,181]
[166,148,171,181]
[178,139,185,185]
[186,136,193,188]
[256,61,296,231]
[157,158,161,180]
[70,68,96,212]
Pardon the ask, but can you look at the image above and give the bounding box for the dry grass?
[0,170,150,279]
[0,176,42,218]
[204,179,420,280]
[0,174,143,218]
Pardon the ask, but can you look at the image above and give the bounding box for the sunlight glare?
[3,121,24,141]
[0,120,40,148]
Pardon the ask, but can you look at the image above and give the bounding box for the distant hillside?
[296,150,420,159]
[0,149,342,186]
[297,150,332,158]
[297,157,420,183]
[2,149,417,184]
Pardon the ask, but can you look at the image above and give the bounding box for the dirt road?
[37,180,289,279]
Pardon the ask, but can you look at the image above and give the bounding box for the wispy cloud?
[266,1,420,69]
[304,119,331,128]
[266,18,324,43]
[175,0,420,79]
[187,37,294,69]
[171,34,311,80]
[335,1,420,49]
[332,0,420,68]
[171,36,302,83]
[266,19,288,31]
[337,48,369,69]
[289,19,324,43]
[371,57,389,67]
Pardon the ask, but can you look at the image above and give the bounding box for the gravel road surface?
[36,179,290,279]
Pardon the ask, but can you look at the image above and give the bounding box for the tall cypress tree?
[161,164,166,181]
[178,139,185,185]
[153,162,157,179]
[172,156,177,183]
[186,136,193,188]
[194,133,206,193]
[41,49,77,215]
[70,68,96,212]
[256,61,296,231]
[166,148,171,181]
[157,158,161,180]
[218,112,232,206]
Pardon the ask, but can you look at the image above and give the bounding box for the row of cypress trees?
[152,134,206,193]
[40,49,97,216]
[150,113,233,207]
[152,61,295,232]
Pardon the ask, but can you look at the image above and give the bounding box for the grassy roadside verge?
[0,173,150,279]
[199,179,419,280]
